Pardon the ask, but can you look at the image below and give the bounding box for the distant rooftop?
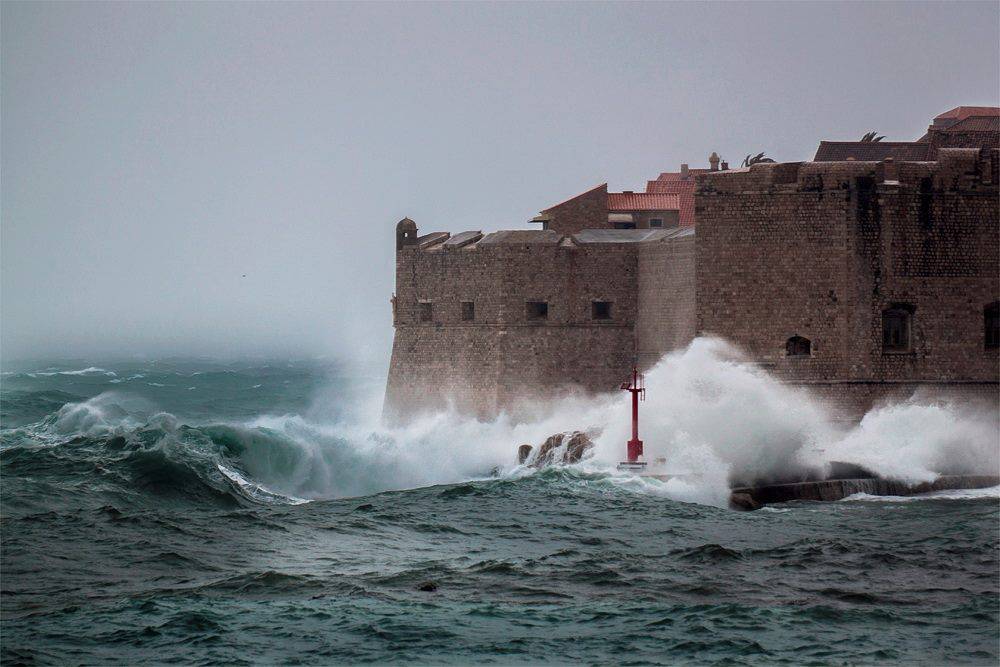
[815,105,999,162]
[935,106,1000,122]
[607,192,680,211]
[814,141,931,162]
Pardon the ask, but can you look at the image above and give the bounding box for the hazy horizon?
[3,1,998,368]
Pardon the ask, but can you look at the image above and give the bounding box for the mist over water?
[2,341,998,664]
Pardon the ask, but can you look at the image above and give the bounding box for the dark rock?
[564,432,592,464]
[517,444,533,465]
[416,581,438,592]
[729,492,762,511]
[527,431,595,468]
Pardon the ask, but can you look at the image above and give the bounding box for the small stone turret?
[709,152,720,171]
[396,217,418,251]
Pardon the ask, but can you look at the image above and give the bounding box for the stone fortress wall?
[384,225,695,420]
[385,147,999,422]
[696,149,999,418]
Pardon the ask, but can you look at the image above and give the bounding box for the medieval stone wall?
[635,229,697,369]
[386,230,677,419]
[695,150,999,419]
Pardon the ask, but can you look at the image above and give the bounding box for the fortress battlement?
[696,148,999,195]
[385,108,999,423]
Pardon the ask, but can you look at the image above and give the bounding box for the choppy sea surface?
[2,359,998,665]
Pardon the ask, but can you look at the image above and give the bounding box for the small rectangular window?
[461,301,475,321]
[526,301,548,321]
[986,302,999,350]
[882,305,913,352]
[419,302,433,323]
[648,218,663,228]
[592,301,612,320]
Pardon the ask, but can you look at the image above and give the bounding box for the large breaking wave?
[2,339,997,508]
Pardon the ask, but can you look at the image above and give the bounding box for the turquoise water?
[2,361,998,665]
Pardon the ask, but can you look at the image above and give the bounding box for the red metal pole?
[625,365,643,463]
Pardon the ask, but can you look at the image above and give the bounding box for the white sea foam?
[22,339,997,508]
[27,366,117,378]
[842,486,1000,502]
[230,338,998,506]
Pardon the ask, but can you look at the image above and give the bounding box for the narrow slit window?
[648,218,663,228]
[882,303,914,352]
[461,301,475,322]
[526,301,548,321]
[592,301,612,320]
[986,302,999,350]
[419,302,433,323]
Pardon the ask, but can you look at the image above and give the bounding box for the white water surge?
[229,338,999,506]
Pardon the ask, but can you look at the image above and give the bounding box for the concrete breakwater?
[515,432,998,511]
[729,475,1000,511]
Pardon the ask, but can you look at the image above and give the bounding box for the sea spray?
[3,340,996,505]
[221,338,998,505]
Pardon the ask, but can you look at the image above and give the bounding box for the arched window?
[882,303,915,353]
[986,302,1000,350]
[786,335,811,356]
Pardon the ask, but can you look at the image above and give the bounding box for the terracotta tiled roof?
[607,192,679,211]
[934,106,1000,121]
[644,179,697,226]
[813,141,931,162]
[651,169,709,182]
[943,116,1000,133]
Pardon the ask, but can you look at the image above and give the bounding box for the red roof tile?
[651,169,709,182]
[607,192,679,211]
[934,106,1000,121]
[644,179,697,226]
[942,116,1000,133]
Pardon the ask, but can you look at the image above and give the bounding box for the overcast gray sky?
[3,1,998,367]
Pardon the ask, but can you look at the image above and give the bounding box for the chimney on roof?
[721,161,729,171]
[680,163,689,178]
[709,152,720,172]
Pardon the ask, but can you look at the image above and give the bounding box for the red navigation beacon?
[617,365,647,472]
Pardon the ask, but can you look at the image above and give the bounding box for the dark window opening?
[461,301,475,322]
[540,221,549,230]
[592,301,612,320]
[526,301,548,321]
[786,335,811,356]
[986,302,999,350]
[882,303,914,352]
[648,218,663,228]
[613,222,636,230]
[419,302,433,323]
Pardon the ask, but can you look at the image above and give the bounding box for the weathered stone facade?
[385,228,694,420]
[385,134,999,422]
[696,148,999,419]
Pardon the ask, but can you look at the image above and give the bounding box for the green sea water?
[2,359,998,665]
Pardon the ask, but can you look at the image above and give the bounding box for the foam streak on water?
[1,345,997,665]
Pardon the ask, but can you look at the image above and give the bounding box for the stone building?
[385,108,999,422]
[814,106,999,162]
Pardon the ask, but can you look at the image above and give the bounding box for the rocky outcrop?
[517,431,595,467]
